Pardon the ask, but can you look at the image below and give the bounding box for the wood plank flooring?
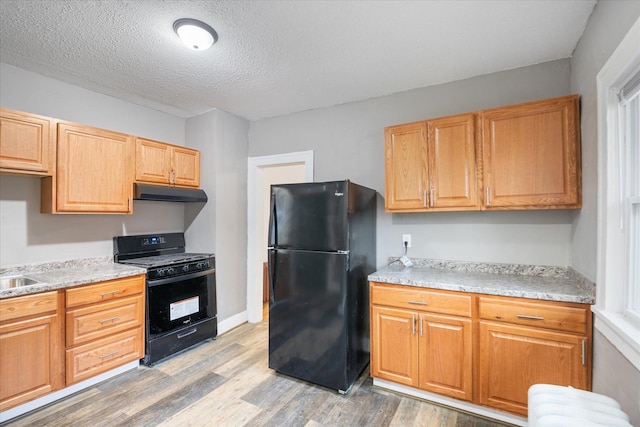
[4,320,512,427]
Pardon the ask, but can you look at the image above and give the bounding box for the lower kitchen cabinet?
[65,275,145,385]
[370,283,473,401]
[369,282,592,417]
[0,291,63,411]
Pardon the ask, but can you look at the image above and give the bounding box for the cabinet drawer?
[0,291,59,322]
[479,296,589,334]
[66,327,143,385]
[66,294,143,346]
[371,283,472,317]
[66,275,144,308]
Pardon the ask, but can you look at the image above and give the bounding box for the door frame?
[247,151,314,323]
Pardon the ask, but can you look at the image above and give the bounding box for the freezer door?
[268,248,351,391]
[269,181,348,251]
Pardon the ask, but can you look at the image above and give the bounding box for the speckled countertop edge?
[369,258,595,304]
[0,257,146,299]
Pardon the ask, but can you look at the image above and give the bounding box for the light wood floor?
[4,320,511,427]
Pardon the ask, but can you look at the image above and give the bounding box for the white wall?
[0,63,186,266]
[185,109,249,323]
[248,59,575,268]
[570,1,640,425]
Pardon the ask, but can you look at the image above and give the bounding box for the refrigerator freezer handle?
[268,190,277,246]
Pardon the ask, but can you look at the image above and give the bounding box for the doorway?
[247,151,313,323]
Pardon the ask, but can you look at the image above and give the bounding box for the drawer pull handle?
[178,328,197,339]
[99,316,119,324]
[517,314,544,320]
[408,300,428,305]
[100,290,121,297]
[99,351,119,359]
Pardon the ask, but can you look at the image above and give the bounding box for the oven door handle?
[147,268,216,287]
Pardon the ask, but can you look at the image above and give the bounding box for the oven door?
[147,268,216,338]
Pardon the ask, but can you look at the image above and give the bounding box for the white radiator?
[528,384,632,426]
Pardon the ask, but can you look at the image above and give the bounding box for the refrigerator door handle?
[268,250,277,303]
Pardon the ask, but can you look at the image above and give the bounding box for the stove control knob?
[197,261,209,269]
[182,265,190,272]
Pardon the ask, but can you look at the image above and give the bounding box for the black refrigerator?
[267,180,376,393]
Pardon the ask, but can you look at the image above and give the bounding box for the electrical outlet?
[402,234,411,248]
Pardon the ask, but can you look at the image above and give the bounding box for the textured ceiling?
[0,0,596,121]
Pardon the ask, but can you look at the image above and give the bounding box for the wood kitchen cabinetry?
[42,121,134,214]
[0,291,64,411]
[480,95,581,209]
[384,94,581,212]
[64,275,145,385]
[369,282,592,417]
[135,137,200,188]
[384,113,478,212]
[478,295,591,416]
[0,108,55,176]
[370,282,473,401]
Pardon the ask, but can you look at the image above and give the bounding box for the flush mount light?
[173,18,218,51]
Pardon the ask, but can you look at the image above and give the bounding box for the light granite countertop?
[368,258,595,304]
[0,257,146,299]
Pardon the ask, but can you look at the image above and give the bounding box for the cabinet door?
[427,114,478,210]
[0,108,54,175]
[370,305,418,387]
[56,122,133,213]
[479,321,588,416]
[172,146,200,187]
[135,137,171,184]
[481,95,581,209]
[384,123,428,211]
[0,292,63,411]
[418,313,472,401]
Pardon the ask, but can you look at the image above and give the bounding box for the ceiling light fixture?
[173,18,218,51]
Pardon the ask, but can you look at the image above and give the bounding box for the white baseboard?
[217,310,248,335]
[0,361,139,423]
[373,378,527,427]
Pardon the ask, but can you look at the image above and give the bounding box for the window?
[596,16,640,369]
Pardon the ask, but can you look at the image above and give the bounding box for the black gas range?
[114,232,217,365]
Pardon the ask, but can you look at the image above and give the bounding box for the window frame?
[596,16,640,370]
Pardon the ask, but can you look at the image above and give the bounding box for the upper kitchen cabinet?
[42,121,134,214]
[384,113,478,212]
[135,138,200,188]
[480,95,581,210]
[0,108,55,176]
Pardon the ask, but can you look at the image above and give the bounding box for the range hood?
[134,183,208,203]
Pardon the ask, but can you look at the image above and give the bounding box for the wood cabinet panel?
[371,283,472,317]
[479,321,588,416]
[66,294,143,346]
[0,292,63,411]
[135,137,200,188]
[384,122,428,210]
[427,114,478,209]
[53,121,133,213]
[65,327,143,385]
[370,305,418,387]
[66,275,144,308]
[418,313,472,401]
[0,108,55,175]
[481,95,581,209]
[135,138,171,184]
[479,295,589,334]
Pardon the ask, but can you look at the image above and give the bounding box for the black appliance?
[113,232,216,365]
[268,180,376,393]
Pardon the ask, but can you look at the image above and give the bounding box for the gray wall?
[0,63,186,266]
[249,59,576,268]
[570,1,640,425]
[186,110,249,323]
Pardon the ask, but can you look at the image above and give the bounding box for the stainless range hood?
[134,183,208,203]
